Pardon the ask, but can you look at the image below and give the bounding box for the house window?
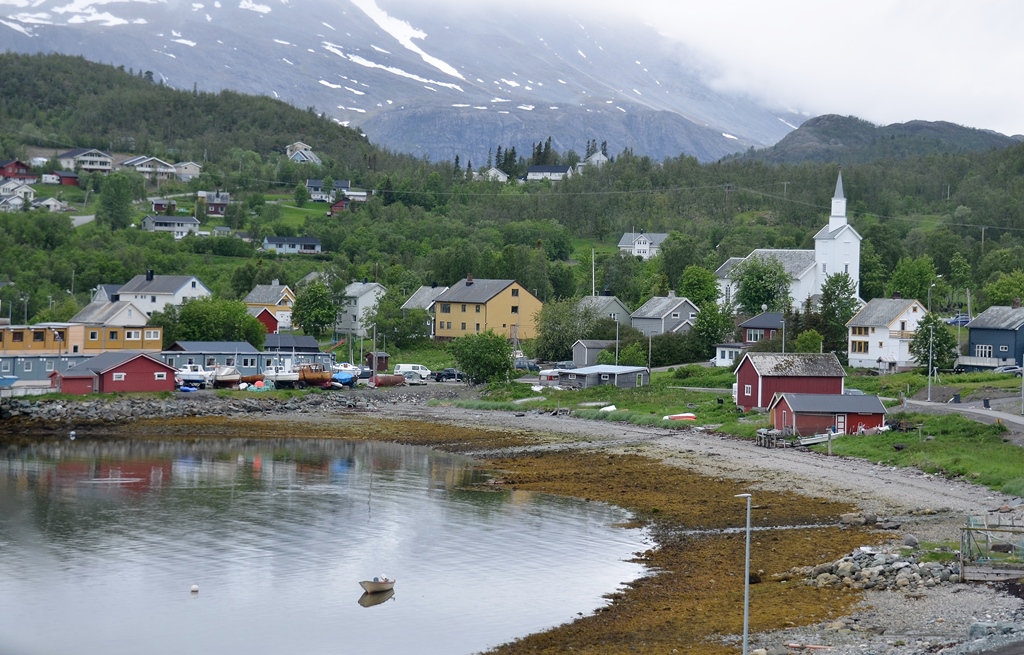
[145,330,160,340]
[976,344,993,358]
[743,384,752,395]
[568,374,576,380]
[461,322,466,330]
[461,304,467,312]
[689,312,697,319]
[912,306,918,313]
[33,331,45,342]
[899,321,906,331]
[191,281,197,288]
[475,323,480,332]
[475,305,480,313]
[109,331,118,341]
[166,357,176,366]
[511,289,519,297]
[112,372,126,381]
[72,345,79,353]
[125,330,141,340]
[511,306,519,314]
[226,357,235,366]
[446,322,452,329]
[851,326,869,336]
[1,362,8,372]
[23,361,32,372]
[440,304,451,314]
[1000,345,1009,352]
[671,312,680,319]
[154,372,167,380]
[151,296,157,303]
[45,361,54,372]
[845,264,849,273]
[601,374,610,381]
[243,358,255,367]
[206,358,216,367]
[748,329,764,342]
[822,263,827,273]
[11,332,22,343]
[851,341,869,353]
[878,341,883,348]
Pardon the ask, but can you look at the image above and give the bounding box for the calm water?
[0,437,647,655]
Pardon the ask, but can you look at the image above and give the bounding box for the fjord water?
[0,438,646,655]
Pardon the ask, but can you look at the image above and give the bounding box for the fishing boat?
[663,412,697,421]
[296,362,332,388]
[213,366,242,388]
[262,363,299,388]
[176,364,215,389]
[358,575,395,593]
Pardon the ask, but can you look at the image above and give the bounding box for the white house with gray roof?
[846,297,926,371]
[618,232,670,260]
[115,271,212,316]
[338,281,387,338]
[716,173,861,308]
[69,300,151,327]
[630,292,699,336]
[401,285,449,338]
[141,214,200,239]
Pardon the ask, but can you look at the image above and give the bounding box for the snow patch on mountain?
[10,13,52,25]
[319,80,341,89]
[0,18,33,34]
[722,133,737,140]
[371,45,390,54]
[350,0,463,81]
[239,0,269,14]
[323,43,464,92]
[172,38,195,46]
[273,38,290,45]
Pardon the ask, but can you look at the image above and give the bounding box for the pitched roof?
[771,392,886,415]
[966,306,1024,331]
[119,275,204,295]
[617,232,670,248]
[739,312,784,330]
[527,165,572,173]
[714,256,747,279]
[264,334,320,351]
[143,214,200,225]
[59,147,111,159]
[572,339,617,349]
[847,298,922,328]
[345,281,386,299]
[166,341,260,353]
[69,300,148,324]
[631,295,695,319]
[264,236,320,245]
[813,222,862,241]
[244,284,292,304]
[562,365,648,374]
[741,352,846,378]
[578,295,627,312]
[746,249,816,278]
[60,352,173,378]
[433,278,516,304]
[401,285,448,311]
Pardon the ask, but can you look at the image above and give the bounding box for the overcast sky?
[614,0,1024,136]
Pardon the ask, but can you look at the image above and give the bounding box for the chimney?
[667,290,676,298]
[271,279,279,286]
[1014,298,1022,309]
[466,274,474,286]
[892,291,902,300]
[362,277,368,284]
[146,270,154,282]
[431,281,437,288]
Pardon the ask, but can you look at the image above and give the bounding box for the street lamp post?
[735,492,752,655]
[927,324,934,402]
[21,294,28,324]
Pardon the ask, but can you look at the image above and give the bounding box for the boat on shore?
[213,366,242,388]
[262,363,299,388]
[176,364,214,389]
[296,362,332,388]
[359,576,395,593]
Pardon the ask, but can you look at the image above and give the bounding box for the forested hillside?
[4,53,1024,350]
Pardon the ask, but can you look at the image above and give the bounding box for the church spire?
[829,170,847,231]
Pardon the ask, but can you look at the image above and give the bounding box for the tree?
[887,255,936,304]
[292,281,336,337]
[532,298,598,361]
[690,301,734,357]
[731,256,791,314]
[361,290,431,349]
[446,330,513,383]
[949,251,973,310]
[983,270,1024,307]
[818,272,860,359]
[96,172,136,229]
[792,329,823,353]
[677,265,719,310]
[147,297,265,350]
[909,312,959,371]
[294,183,309,207]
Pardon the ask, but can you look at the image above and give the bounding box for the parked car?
[434,368,465,382]
[554,360,577,370]
[402,371,428,385]
[394,363,432,380]
[514,358,540,372]
[843,388,865,395]
[356,366,374,379]
[992,365,1023,376]
[946,314,971,326]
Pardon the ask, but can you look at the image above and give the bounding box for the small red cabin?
[769,392,887,436]
[51,352,177,395]
[248,306,279,334]
[734,352,845,411]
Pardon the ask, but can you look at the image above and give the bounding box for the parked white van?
[394,364,432,380]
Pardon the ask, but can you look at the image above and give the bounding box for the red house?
[768,393,887,436]
[739,312,784,345]
[50,352,177,395]
[203,190,230,216]
[248,306,279,334]
[55,171,79,186]
[0,159,36,182]
[734,352,846,411]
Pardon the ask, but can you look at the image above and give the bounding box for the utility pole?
[927,325,934,402]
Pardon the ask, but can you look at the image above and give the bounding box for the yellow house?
[433,276,542,340]
[0,323,162,355]
[243,280,296,330]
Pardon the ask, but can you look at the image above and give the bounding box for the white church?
[716,172,861,308]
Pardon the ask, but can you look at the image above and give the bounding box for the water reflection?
[0,437,647,655]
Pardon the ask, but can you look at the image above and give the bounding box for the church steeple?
[829,170,847,231]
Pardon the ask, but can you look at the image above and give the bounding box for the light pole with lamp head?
[735,492,752,655]
[927,324,934,402]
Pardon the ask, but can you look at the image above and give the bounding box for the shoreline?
[6,397,1024,654]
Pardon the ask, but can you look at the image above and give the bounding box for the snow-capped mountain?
[0,0,806,163]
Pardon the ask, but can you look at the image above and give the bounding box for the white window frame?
[23,361,31,372]
[145,329,160,340]
[125,330,141,340]
[154,372,167,380]
[45,361,54,372]
[744,384,752,395]
[89,331,98,341]
[112,372,126,381]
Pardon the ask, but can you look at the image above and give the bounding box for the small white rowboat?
[359,576,395,593]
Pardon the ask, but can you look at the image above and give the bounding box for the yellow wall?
[434,282,541,340]
[0,324,162,355]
